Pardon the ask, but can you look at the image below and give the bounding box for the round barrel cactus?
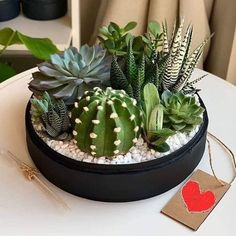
[71,87,141,157]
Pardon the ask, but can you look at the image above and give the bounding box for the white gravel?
[33,121,200,165]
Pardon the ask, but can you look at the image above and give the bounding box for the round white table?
[0,68,236,236]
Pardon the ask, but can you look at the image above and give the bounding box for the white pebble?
[32,115,201,165]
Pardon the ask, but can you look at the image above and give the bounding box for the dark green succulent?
[161,90,204,132]
[29,45,111,105]
[30,92,71,140]
[142,83,175,152]
[110,41,144,104]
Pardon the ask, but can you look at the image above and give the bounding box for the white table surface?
[0,68,236,236]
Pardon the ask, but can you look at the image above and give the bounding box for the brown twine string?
[207,132,236,186]
[3,150,70,210]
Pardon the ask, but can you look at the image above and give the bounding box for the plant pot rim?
[25,94,208,174]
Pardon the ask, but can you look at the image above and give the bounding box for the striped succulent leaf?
[170,19,184,59]
[31,92,71,140]
[157,19,210,94]
[169,20,176,48]
[110,41,148,104]
[110,55,133,97]
[162,22,169,54]
[173,36,210,91]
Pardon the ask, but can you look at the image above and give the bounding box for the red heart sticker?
[181,180,216,213]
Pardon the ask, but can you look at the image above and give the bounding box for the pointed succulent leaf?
[148,21,161,37]
[124,21,137,32]
[162,21,169,54]
[151,141,170,152]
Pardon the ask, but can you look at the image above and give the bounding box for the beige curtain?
[80,0,236,85]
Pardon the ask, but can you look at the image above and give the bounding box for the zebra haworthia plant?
[30,92,71,140]
[29,45,111,105]
[71,87,141,157]
[158,19,210,94]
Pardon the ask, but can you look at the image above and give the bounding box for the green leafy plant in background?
[0,27,59,82]
[98,21,162,59]
[141,21,162,58]
[142,83,175,152]
[161,90,204,132]
[30,92,71,140]
[98,21,137,56]
[29,45,111,105]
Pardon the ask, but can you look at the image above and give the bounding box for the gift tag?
[161,169,230,231]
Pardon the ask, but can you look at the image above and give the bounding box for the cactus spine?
[72,87,141,157]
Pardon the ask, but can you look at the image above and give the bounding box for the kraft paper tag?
[161,169,230,231]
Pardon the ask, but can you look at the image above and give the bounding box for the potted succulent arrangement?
[25,19,209,202]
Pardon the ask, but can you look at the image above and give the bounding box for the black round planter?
[22,0,67,20]
[25,97,208,202]
[0,0,20,22]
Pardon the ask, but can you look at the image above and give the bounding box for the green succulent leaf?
[148,106,159,132]
[151,141,170,152]
[143,83,160,126]
[148,21,161,37]
[148,128,175,142]
[99,27,110,37]
[124,21,137,32]
[104,39,116,50]
[29,45,111,104]
[110,22,121,32]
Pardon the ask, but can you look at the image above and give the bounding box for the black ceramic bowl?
[25,97,208,202]
[0,0,20,22]
[22,0,67,20]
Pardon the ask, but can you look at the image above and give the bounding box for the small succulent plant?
[71,87,141,157]
[29,45,111,105]
[30,91,51,119]
[141,21,162,58]
[98,21,137,56]
[157,19,210,94]
[162,90,204,132]
[142,83,175,152]
[30,92,71,140]
[99,21,162,59]
[110,40,147,104]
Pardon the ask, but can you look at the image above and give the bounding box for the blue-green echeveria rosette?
[29,44,111,105]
